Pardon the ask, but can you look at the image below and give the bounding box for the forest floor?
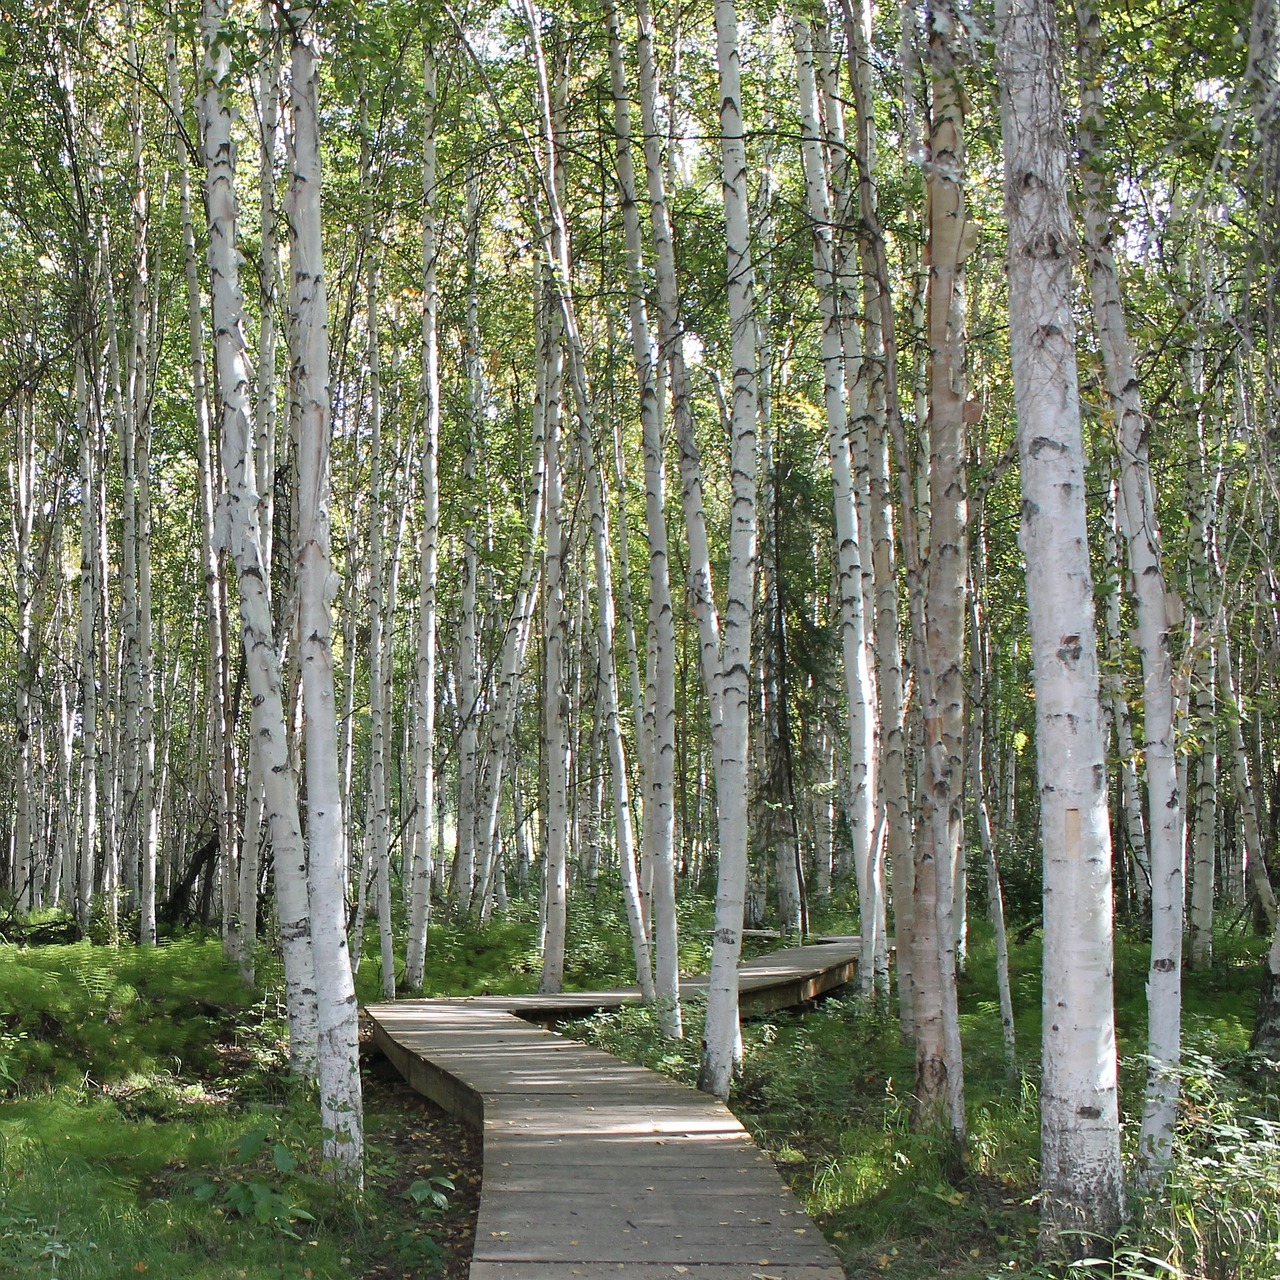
[357,1041,482,1280]
[2,908,1278,1279]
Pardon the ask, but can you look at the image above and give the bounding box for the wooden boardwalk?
[367,939,857,1279]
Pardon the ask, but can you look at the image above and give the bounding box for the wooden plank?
[469,1265,846,1280]
[365,941,857,1280]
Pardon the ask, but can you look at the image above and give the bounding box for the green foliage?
[0,942,459,1279]
[0,939,260,1092]
[559,915,1277,1280]
[1111,1050,1280,1280]
[188,1124,319,1240]
[402,1173,455,1214]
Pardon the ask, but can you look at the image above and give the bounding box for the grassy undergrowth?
[3,902,1278,1279]
[0,935,467,1279]
[567,917,1280,1280]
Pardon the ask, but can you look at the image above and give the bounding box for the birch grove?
[1,0,1278,1240]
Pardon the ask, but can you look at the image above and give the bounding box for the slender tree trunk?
[124,17,159,945]
[539,282,571,995]
[833,0,915,1026]
[522,3,655,1000]
[697,0,761,1101]
[634,0,725,762]
[606,0,682,1037]
[1101,476,1151,914]
[793,13,877,983]
[473,419,546,921]
[201,0,317,1074]
[167,28,240,964]
[1077,0,1184,1178]
[1221,635,1278,929]
[74,346,99,925]
[970,499,1017,1074]
[286,10,363,1180]
[997,0,1124,1248]
[908,0,971,1140]
[453,179,483,915]
[404,38,443,992]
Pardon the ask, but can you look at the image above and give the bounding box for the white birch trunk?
[907,0,971,1139]
[201,0,317,1074]
[474,425,546,921]
[1220,635,1278,930]
[286,14,363,1179]
[453,178,483,915]
[539,283,571,995]
[792,14,878,988]
[996,0,1124,1246]
[634,0,726,761]
[969,518,1016,1073]
[1077,0,1184,1176]
[521,2,655,1000]
[698,0,761,1100]
[74,348,99,925]
[166,29,240,963]
[1101,478,1151,909]
[830,0,915,1025]
[606,0,682,1035]
[404,38,443,992]
[124,18,159,945]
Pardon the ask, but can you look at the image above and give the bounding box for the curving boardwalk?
[367,939,857,1280]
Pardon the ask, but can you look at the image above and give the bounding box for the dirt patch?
[361,1040,482,1279]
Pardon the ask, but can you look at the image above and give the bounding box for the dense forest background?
[1,0,1279,1271]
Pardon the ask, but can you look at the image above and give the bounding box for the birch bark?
[166,29,239,965]
[201,0,317,1074]
[606,0,682,1035]
[832,0,915,1026]
[539,280,571,994]
[996,0,1124,1246]
[792,13,878,982]
[521,3,655,1000]
[1077,0,1184,1176]
[697,0,761,1100]
[286,10,363,1178]
[905,0,971,1138]
[404,37,442,992]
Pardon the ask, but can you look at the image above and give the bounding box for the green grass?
[3,899,1277,1280]
[0,935,456,1279]
[566,912,1278,1280]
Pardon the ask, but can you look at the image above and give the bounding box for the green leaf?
[233,1128,269,1162]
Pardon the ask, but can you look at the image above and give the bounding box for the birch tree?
[1077,0,1184,1179]
[697,0,761,1100]
[605,0,682,1034]
[201,0,317,1074]
[996,0,1124,1247]
[404,37,443,993]
[285,4,363,1179]
[911,0,971,1139]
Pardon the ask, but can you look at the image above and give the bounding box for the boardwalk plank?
[367,938,857,1279]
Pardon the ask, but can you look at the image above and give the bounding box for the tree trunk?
[201,0,317,1075]
[997,0,1124,1248]
[286,10,363,1180]
[606,0,682,1035]
[1077,0,1185,1179]
[793,12,877,982]
[697,0,761,1101]
[539,281,571,996]
[521,2,655,1001]
[906,0,971,1141]
[404,37,443,993]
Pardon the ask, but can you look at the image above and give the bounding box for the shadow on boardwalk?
[367,939,857,1280]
